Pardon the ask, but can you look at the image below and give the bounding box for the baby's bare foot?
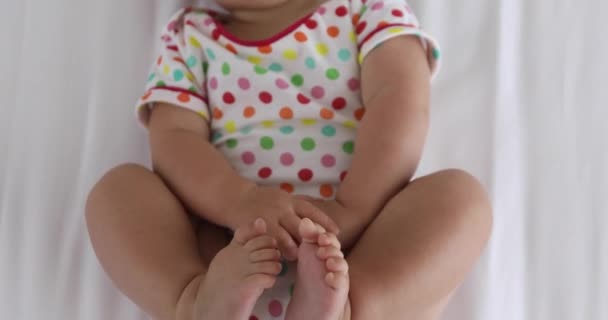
[193,218,282,320]
[285,218,349,320]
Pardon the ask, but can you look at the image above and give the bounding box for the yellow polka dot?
[301,119,317,126]
[357,53,364,64]
[343,120,357,129]
[247,56,262,64]
[316,43,329,56]
[261,120,275,128]
[388,27,405,34]
[186,72,195,82]
[197,111,208,119]
[189,36,202,48]
[224,120,237,133]
[162,64,170,75]
[349,31,357,43]
[283,49,298,60]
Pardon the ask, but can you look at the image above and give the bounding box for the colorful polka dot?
[320,108,334,120]
[392,9,404,17]
[343,120,357,129]
[258,45,272,54]
[254,65,268,75]
[327,26,340,37]
[241,151,255,165]
[240,125,254,135]
[301,138,316,151]
[355,107,366,120]
[173,69,184,81]
[280,125,294,134]
[262,120,275,128]
[305,57,316,69]
[247,55,262,65]
[321,125,336,137]
[291,74,304,87]
[316,43,329,56]
[305,19,318,29]
[206,48,216,60]
[372,1,384,10]
[223,92,235,104]
[297,93,311,104]
[213,108,223,120]
[342,141,355,154]
[155,80,166,87]
[280,152,295,166]
[281,183,294,193]
[301,119,317,126]
[311,86,325,99]
[238,77,251,90]
[258,167,272,179]
[294,31,308,42]
[260,136,274,150]
[320,184,334,198]
[221,62,231,75]
[211,131,222,143]
[298,169,314,182]
[335,6,348,17]
[283,49,298,60]
[321,154,336,168]
[268,300,283,317]
[259,91,273,104]
[332,97,347,110]
[340,171,348,181]
[275,78,290,90]
[188,36,201,48]
[224,121,237,133]
[249,316,259,320]
[268,63,283,72]
[177,92,190,103]
[243,106,256,118]
[226,138,238,149]
[279,107,294,119]
[209,77,218,90]
[338,48,352,61]
[326,68,340,80]
[348,77,360,91]
[186,56,197,68]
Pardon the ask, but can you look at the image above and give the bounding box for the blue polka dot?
[240,125,254,135]
[338,49,352,62]
[186,56,197,68]
[280,125,294,135]
[269,63,283,72]
[147,73,156,82]
[321,125,336,137]
[206,48,216,60]
[211,131,223,143]
[173,69,184,81]
[305,57,316,69]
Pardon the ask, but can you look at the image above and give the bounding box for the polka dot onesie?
[136,0,439,318]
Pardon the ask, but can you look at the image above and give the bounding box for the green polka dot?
[222,62,231,75]
[321,125,336,137]
[432,47,441,60]
[280,125,294,134]
[301,138,316,151]
[202,61,209,74]
[289,283,295,296]
[278,260,288,276]
[188,86,197,93]
[240,125,253,135]
[326,68,340,80]
[211,131,222,143]
[186,56,197,68]
[291,74,304,87]
[147,73,156,82]
[268,63,283,72]
[155,80,166,87]
[226,138,238,149]
[254,65,268,75]
[342,141,355,154]
[305,57,316,69]
[338,49,352,61]
[173,69,184,81]
[260,136,274,150]
[206,48,216,60]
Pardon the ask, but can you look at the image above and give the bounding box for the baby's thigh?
[189,214,232,266]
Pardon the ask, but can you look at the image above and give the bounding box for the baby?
[86,0,493,319]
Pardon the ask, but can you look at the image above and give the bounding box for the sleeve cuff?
[135,86,210,128]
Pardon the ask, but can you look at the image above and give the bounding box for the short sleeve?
[351,0,441,77]
[135,9,210,128]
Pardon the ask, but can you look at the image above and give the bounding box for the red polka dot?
[332,97,347,110]
[354,107,366,121]
[340,171,348,181]
[297,93,311,104]
[223,92,235,104]
[249,316,259,320]
[298,169,313,182]
[258,167,272,179]
[335,6,348,17]
[305,19,318,29]
[268,299,283,317]
[177,92,191,103]
[259,91,273,104]
[141,90,152,100]
[156,55,163,66]
[392,9,404,17]
[212,28,221,40]
[356,21,367,35]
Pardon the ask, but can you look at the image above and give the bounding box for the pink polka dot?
[238,77,251,90]
[275,78,290,90]
[298,169,314,182]
[280,153,295,166]
[223,92,235,104]
[347,78,360,91]
[259,91,273,104]
[317,6,327,15]
[258,167,272,179]
[332,97,347,110]
[203,18,214,26]
[241,152,255,165]
[268,299,283,317]
[371,2,384,10]
[321,154,336,168]
[209,77,218,90]
[311,86,325,99]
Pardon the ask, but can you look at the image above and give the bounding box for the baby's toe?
[249,248,281,262]
[325,257,349,273]
[244,235,278,251]
[317,246,344,260]
[245,273,277,290]
[324,271,349,290]
[233,218,267,245]
[318,232,341,249]
[249,261,283,276]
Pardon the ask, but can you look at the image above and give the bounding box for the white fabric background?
[1,0,606,319]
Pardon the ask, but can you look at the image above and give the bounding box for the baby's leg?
[85,164,280,320]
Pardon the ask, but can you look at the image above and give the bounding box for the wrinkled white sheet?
[1,0,607,319]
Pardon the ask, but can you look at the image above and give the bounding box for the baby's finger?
[269,224,298,261]
[279,214,302,244]
[233,218,267,245]
[293,199,340,234]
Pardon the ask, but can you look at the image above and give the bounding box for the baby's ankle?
[175,274,205,320]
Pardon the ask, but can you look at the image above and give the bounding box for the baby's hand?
[228,186,340,261]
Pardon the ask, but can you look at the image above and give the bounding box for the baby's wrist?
[223,179,258,230]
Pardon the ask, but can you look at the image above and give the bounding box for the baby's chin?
[215,0,291,11]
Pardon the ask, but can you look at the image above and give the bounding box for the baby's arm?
[148,103,255,229]
[333,36,432,240]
